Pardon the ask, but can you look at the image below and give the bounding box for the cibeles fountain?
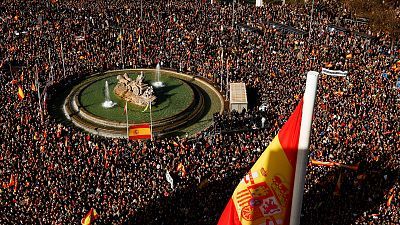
[114,72,156,106]
[102,81,117,108]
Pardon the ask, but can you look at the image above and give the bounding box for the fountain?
[152,63,164,88]
[102,81,117,108]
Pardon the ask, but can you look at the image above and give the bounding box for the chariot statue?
[114,72,156,106]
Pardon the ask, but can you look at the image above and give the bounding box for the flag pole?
[149,101,153,141]
[226,59,229,101]
[35,65,42,112]
[60,38,66,79]
[120,28,124,69]
[35,65,44,124]
[290,71,319,225]
[125,101,129,140]
[48,47,53,85]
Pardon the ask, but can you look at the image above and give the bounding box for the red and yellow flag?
[387,187,395,207]
[129,124,151,140]
[81,208,99,225]
[311,159,335,167]
[31,82,36,92]
[218,100,303,225]
[13,175,18,193]
[2,174,15,188]
[18,85,25,100]
[177,162,187,177]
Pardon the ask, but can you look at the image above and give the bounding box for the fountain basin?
[62,69,224,138]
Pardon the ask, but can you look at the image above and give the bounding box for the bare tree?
[344,0,400,53]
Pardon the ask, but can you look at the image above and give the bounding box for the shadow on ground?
[106,151,397,225]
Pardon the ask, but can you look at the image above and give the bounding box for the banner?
[166,170,174,189]
[310,159,335,167]
[321,68,348,77]
[310,159,359,170]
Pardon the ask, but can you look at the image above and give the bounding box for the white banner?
[166,170,174,189]
[321,68,348,77]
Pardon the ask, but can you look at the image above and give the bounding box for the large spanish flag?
[129,124,151,140]
[81,208,99,225]
[218,99,303,225]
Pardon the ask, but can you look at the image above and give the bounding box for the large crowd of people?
[0,0,399,224]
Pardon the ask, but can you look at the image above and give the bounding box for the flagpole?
[35,65,43,113]
[149,101,153,141]
[121,28,124,69]
[125,101,129,140]
[48,47,53,85]
[60,38,66,80]
[35,65,44,124]
[290,71,319,225]
[226,59,229,101]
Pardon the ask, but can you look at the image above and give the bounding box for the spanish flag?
[18,85,25,100]
[117,32,123,42]
[31,82,36,92]
[311,159,335,167]
[81,208,99,225]
[387,187,395,207]
[218,99,303,225]
[13,175,18,193]
[2,174,15,188]
[177,162,187,177]
[129,124,151,140]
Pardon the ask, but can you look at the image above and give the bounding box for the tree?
[343,0,400,53]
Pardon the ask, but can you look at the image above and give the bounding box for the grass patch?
[178,79,223,136]
[79,71,194,123]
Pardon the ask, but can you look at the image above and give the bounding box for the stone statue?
[114,72,156,106]
[136,72,144,85]
[143,86,154,98]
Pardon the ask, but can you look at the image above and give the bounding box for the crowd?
[0,0,399,224]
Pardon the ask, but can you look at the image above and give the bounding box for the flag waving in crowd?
[17,85,25,100]
[218,99,304,225]
[81,208,99,225]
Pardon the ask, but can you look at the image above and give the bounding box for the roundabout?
[63,69,224,138]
